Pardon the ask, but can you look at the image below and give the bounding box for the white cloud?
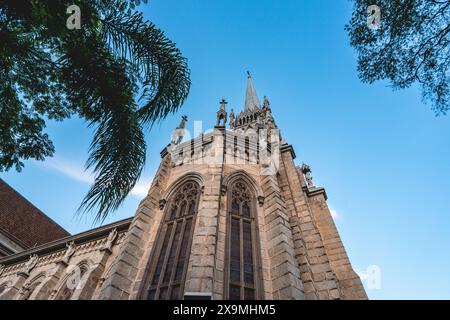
[329,207,339,220]
[42,157,151,198]
[45,158,94,184]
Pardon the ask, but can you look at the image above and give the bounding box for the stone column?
[306,191,367,300]
[279,150,340,300]
[0,272,28,300]
[261,170,304,300]
[34,262,68,299]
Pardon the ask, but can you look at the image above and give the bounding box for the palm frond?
[99,4,191,126]
[79,105,146,223]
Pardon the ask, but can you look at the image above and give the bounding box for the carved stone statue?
[23,254,38,275]
[102,228,118,252]
[61,241,76,264]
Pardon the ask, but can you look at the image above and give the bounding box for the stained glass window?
[226,180,259,300]
[147,180,200,300]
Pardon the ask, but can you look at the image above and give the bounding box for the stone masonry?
[0,74,367,300]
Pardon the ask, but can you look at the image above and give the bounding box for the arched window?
[226,180,260,300]
[54,265,88,300]
[146,180,200,300]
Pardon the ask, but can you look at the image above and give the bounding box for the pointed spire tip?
[244,71,260,111]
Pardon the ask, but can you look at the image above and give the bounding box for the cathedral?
[0,74,367,300]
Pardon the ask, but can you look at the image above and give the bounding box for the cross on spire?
[220,98,227,110]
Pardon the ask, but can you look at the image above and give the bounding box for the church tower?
[97,73,368,300]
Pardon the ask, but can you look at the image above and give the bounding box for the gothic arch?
[223,170,264,200]
[144,178,202,300]
[53,261,90,300]
[19,272,46,300]
[161,172,205,203]
[224,176,263,299]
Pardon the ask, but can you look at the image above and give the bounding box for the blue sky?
[2,0,450,299]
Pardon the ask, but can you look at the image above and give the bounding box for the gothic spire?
[244,71,261,111]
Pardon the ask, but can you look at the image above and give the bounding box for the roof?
[0,179,70,249]
[0,217,131,266]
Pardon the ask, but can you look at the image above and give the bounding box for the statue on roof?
[23,254,39,275]
[61,241,76,264]
[171,115,188,145]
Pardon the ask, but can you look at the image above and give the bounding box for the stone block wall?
[0,130,367,300]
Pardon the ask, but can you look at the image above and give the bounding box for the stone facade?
[0,74,367,300]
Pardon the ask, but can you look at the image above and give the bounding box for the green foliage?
[0,0,190,222]
[346,0,449,114]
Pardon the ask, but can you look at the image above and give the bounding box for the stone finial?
[219,98,227,111]
[23,254,39,275]
[300,163,314,188]
[171,116,188,145]
[263,96,270,109]
[229,108,235,129]
[216,99,228,127]
[177,115,188,129]
[102,228,118,252]
[300,163,311,174]
[61,241,76,264]
[263,105,275,129]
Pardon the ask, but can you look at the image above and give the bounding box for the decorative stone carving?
[257,195,265,206]
[229,108,235,129]
[98,277,106,288]
[22,254,39,275]
[102,228,118,252]
[19,282,32,297]
[159,199,167,210]
[264,107,275,128]
[61,241,76,264]
[220,185,227,196]
[216,99,228,127]
[49,289,58,300]
[171,115,188,145]
[300,163,314,188]
[263,96,270,110]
